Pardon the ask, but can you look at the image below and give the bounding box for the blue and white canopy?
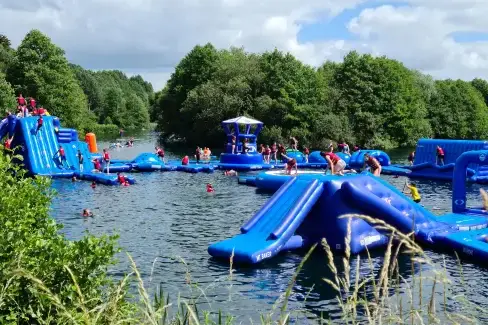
[222,116,263,125]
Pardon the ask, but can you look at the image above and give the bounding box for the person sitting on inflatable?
[320,149,348,176]
[117,172,130,186]
[363,153,382,176]
[181,155,189,165]
[281,154,298,175]
[206,183,214,193]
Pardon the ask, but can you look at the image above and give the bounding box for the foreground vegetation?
[0,31,154,135]
[0,152,483,324]
[154,44,488,149]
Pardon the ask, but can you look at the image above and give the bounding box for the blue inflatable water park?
[382,138,488,183]
[209,151,488,264]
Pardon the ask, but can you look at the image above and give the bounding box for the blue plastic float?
[208,150,488,264]
[382,139,488,183]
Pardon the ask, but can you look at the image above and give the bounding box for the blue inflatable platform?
[209,150,488,264]
[382,139,488,183]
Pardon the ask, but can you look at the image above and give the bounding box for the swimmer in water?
[71,176,77,182]
[82,209,93,217]
[91,181,96,189]
[224,170,238,176]
[206,183,214,193]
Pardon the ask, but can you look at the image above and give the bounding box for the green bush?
[0,153,122,323]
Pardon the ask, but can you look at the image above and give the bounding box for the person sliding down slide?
[55,145,70,169]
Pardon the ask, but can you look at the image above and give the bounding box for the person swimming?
[82,209,93,217]
[224,170,238,176]
[206,183,214,193]
[91,181,96,189]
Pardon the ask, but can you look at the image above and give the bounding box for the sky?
[1,0,488,90]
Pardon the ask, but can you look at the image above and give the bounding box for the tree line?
[0,30,154,135]
[153,44,488,149]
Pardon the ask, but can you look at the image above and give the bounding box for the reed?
[12,214,483,324]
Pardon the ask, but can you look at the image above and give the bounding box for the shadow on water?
[50,135,488,323]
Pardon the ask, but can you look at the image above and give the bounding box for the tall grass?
[10,215,483,324]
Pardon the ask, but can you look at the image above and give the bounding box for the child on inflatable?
[436,146,445,166]
[55,145,70,169]
[303,147,310,163]
[408,151,415,166]
[35,115,43,135]
[203,147,211,161]
[281,153,298,175]
[264,145,271,164]
[103,149,110,174]
[289,137,298,151]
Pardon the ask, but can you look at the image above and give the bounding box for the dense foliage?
[154,44,488,149]
[0,153,123,323]
[0,30,153,134]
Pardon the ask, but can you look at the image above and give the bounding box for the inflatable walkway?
[209,150,488,264]
[382,139,488,183]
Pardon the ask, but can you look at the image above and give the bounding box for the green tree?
[429,80,488,139]
[156,43,219,139]
[0,72,16,114]
[6,29,92,129]
[471,78,488,106]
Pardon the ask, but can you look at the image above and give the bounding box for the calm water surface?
[50,135,488,323]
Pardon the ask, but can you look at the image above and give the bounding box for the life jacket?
[59,147,65,156]
[182,156,189,165]
[118,174,125,183]
[264,147,271,155]
[271,144,276,153]
[38,117,43,125]
[103,152,110,161]
[4,139,10,149]
[437,147,444,156]
[206,185,214,193]
[325,152,340,163]
[287,158,297,167]
[94,160,101,170]
[304,148,309,154]
[366,157,379,169]
[17,96,25,105]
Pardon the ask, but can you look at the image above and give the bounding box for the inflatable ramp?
[208,177,323,263]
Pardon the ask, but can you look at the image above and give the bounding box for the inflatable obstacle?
[382,139,488,183]
[209,150,488,264]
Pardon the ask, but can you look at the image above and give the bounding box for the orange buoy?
[85,133,98,153]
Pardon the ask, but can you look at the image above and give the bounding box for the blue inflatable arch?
[452,150,488,213]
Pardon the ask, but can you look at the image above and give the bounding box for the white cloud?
[1,0,488,89]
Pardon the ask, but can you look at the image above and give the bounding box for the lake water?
[50,134,488,323]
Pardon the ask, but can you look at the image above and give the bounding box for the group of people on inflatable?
[15,94,50,118]
[406,145,445,166]
[180,146,212,165]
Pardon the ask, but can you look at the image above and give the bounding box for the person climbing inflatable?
[117,172,130,186]
[303,147,310,163]
[408,151,415,166]
[320,150,347,176]
[363,153,382,176]
[181,155,189,165]
[35,115,43,135]
[155,147,165,161]
[103,148,110,174]
[281,154,298,175]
